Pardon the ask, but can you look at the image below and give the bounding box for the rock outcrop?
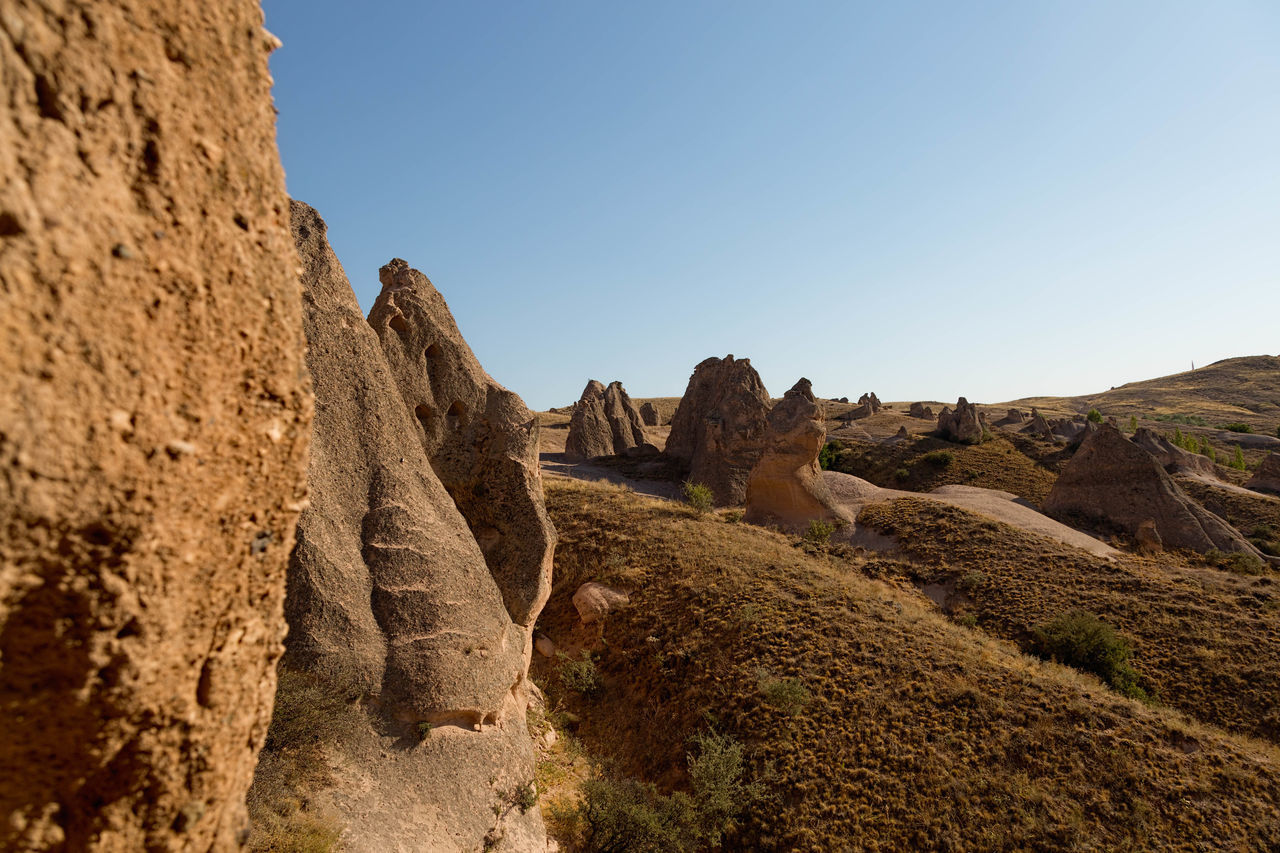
[1247,453,1280,495]
[0,5,312,849]
[1044,425,1259,555]
[937,398,986,444]
[285,203,547,850]
[1026,409,1055,440]
[563,380,650,460]
[995,408,1027,426]
[909,402,935,419]
[371,259,555,627]
[1131,428,1218,477]
[572,582,630,625]
[665,355,772,505]
[639,401,660,427]
[745,379,850,529]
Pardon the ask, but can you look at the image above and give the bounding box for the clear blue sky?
[264,1,1279,410]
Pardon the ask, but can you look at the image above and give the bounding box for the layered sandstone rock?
[371,259,554,627]
[665,355,772,505]
[1131,428,1217,477]
[639,401,660,427]
[1044,425,1259,555]
[0,4,311,848]
[285,203,546,850]
[937,398,986,444]
[745,379,850,529]
[564,380,650,460]
[1247,453,1280,495]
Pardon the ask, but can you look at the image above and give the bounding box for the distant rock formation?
[994,408,1027,426]
[285,203,548,850]
[909,402,935,419]
[937,398,987,444]
[371,259,555,627]
[1026,409,1054,440]
[563,380,650,460]
[639,401,660,427]
[1247,453,1280,495]
[1131,428,1217,477]
[0,5,312,848]
[1044,424,1259,556]
[666,355,771,506]
[745,379,851,529]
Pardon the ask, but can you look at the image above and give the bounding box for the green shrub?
[757,670,811,716]
[804,519,836,546]
[818,442,838,471]
[892,467,910,482]
[557,650,601,696]
[1030,610,1146,700]
[721,509,743,524]
[1221,422,1253,433]
[921,450,954,467]
[1128,415,1138,433]
[682,481,714,515]
[1230,445,1246,470]
[1199,436,1216,463]
[1086,408,1103,423]
[416,721,433,741]
[686,731,766,846]
[1207,549,1267,576]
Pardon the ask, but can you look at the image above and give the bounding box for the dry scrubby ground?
[534,478,1280,853]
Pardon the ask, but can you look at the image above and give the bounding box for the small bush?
[892,467,910,482]
[686,731,767,846]
[1030,610,1146,700]
[1199,436,1217,463]
[1230,445,1246,470]
[757,670,811,716]
[721,509,743,524]
[1221,422,1253,433]
[804,519,836,546]
[818,442,838,470]
[921,450,954,468]
[682,481,714,515]
[1128,415,1138,433]
[416,721,433,741]
[557,650,601,696]
[1086,408,1103,423]
[1207,549,1267,576]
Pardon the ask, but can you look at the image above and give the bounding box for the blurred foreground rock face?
[285,202,550,851]
[0,2,311,849]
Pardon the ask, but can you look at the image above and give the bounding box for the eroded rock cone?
[937,398,986,444]
[1131,428,1217,477]
[1027,409,1054,440]
[666,355,771,505]
[370,259,554,627]
[287,203,546,850]
[745,379,851,529]
[639,401,660,427]
[1044,424,1260,555]
[909,402,935,419]
[0,6,311,848]
[1247,453,1280,495]
[995,408,1027,426]
[565,380,650,460]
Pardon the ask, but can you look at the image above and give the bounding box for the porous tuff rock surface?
[370,258,554,627]
[0,4,311,849]
[285,202,546,850]
[745,379,851,529]
[937,397,986,444]
[665,355,771,506]
[639,401,660,427]
[564,379,649,460]
[1247,453,1280,496]
[1044,425,1259,555]
[1131,428,1217,477]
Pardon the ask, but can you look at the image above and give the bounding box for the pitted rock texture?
[1044,425,1259,556]
[370,259,554,628]
[745,379,850,529]
[937,398,986,444]
[0,4,311,849]
[285,202,547,850]
[1247,453,1280,496]
[564,379,649,460]
[665,355,771,506]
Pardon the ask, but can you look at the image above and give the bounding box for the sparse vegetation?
[1030,610,1147,700]
[682,481,714,515]
[1127,415,1138,433]
[756,669,811,716]
[1154,413,1208,426]
[1221,422,1253,433]
[557,650,601,696]
[1207,549,1267,576]
[921,449,954,467]
[1086,408,1103,423]
[803,518,836,546]
[1231,445,1246,470]
[818,442,837,470]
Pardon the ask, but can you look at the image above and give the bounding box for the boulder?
[1044,424,1260,556]
[1247,453,1280,495]
[665,355,772,506]
[370,259,555,627]
[1131,428,1218,477]
[639,401,660,427]
[0,5,311,848]
[937,398,986,444]
[572,583,630,624]
[745,379,851,529]
[909,402,935,419]
[564,380,650,460]
[286,203,547,850]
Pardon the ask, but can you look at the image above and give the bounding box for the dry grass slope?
[535,478,1280,852]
